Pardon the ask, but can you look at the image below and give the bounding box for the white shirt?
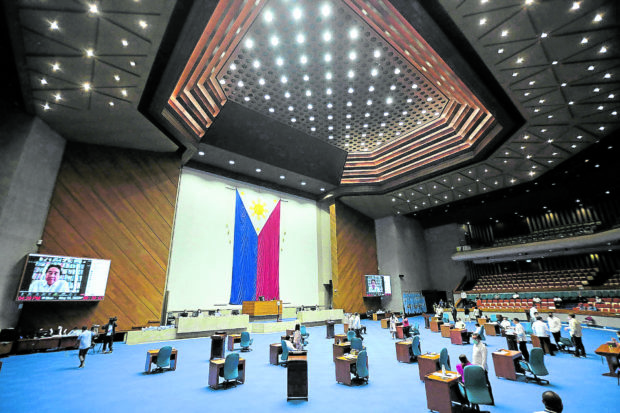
[530,307,538,319]
[77,330,95,350]
[500,319,512,330]
[461,292,467,299]
[514,323,527,342]
[568,318,582,337]
[532,320,549,337]
[353,315,361,330]
[28,279,70,293]
[472,341,488,371]
[547,316,562,333]
[454,320,465,329]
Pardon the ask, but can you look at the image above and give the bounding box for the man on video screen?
[28,264,70,293]
[368,278,381,294]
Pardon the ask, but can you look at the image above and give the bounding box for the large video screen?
[364,275,392,297]
[15,254,111,302]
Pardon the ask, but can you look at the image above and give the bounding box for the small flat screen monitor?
[15,253,111,302]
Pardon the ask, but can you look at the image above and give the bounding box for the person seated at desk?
[534,390,563,413]
[587,304,598,311]
[456,354,472,383]
[214,309,222,317]
[292,324,304,350]
[513,292,520,299]
[401,316,411,338]
[67,326,80,336]
[499,316,512,331]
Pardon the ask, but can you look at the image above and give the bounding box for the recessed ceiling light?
[108,101,114,106]
[230,63,236,71]
[114,74,120,82]
[49,21,59,30]
[258,78,265,86]
[40,78,48,85]
[244,96,250,102]
[292,7,302,20]
[349,51,357,60]
[280,175,285,180]
[320,3,331,17]
[300,55,308,64]
[129,61,136,67]
[568,101,574,105]
[42,102,50,111]
[599,46,607,54]
[198,151,205,156]
[394,68,400,75]
[412,83,418,89]
[305,90,311,97]
[86,48,94,57]
[280,75,287,84]
[264,10,274,23]
[593,87,600,92]
[88,4,99,14]
[581,37,588,44]
[54,93,61,101]
[296,33,305,44]
[327,103,332,108]
[552,61,558,65]
[386,97,393,104]
[320,188,325,192]
[326,88,332,95]
[541,32,547,38]
[324,53,331,62]
[571,2,580,11]
[498,48,504,54]
[501,30,509,37]
[244,38,254,49]
[121,89,127,97]
[593,14,603,22]
[349,27,359,39]
[139,20,148,29]
[371,68,378,77]
[322,31,332,42]
[479,18,487,25]
[328,135,333,139]
[516,57,524,64]
[373,50,381,58]
[237,80,244,87]
[308,105,313,110]
[609,93,615,99]
[252,60,260,68]
[268,108,274,113]
[121,39,128,47]
[347,70,354,78]
[82,82,91,91]
[270,36,279,46]
[303,74,309,81]
[255,168,262,173]
[561,82,567,87]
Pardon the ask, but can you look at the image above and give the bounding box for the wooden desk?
[210,333,226,360]
[505,333,519,351]
[423,313,432,329]
[343,323,349,333]
[373,312,386,321]
[286,329,295,337]
[208,357,245,389]
[430,319,444,332]
[492,349,522,381]
[531,335,552,355]
[241,300,281,316]
[396,340,417,363]
[418,353,441,381]
[145,348,177,373]
[477,318,487,325]
[424,371,462,413]
[334,334,347,345]
[594,343,620,377]
[381,318,390,329]
[450,328,468,345]
[227,334,241,351]
[441,324,453,338]
[396,325,405,339]
[287,354,308,401]
[484,323,500,336]
[333,342,351,362]
[335,354,366,386]
[269,343,282,365]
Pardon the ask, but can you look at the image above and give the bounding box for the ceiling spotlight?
[412,83,418,89]
[42,102,50,111]
[121,89,127,97]
[54,93,61,101]
[326,88,332,95]
[264,10,274,23]
[255,168,262,173]
[230,63,237,71]
[347,70,354,78]
[268,108,274,113]
[308,105,313,110]
[244,38,254,49]
[121,39,128,47]
[394,68,401,74]
[40,78,48,85]
[198,151,205,156]
[276,57,284,66]
[498,48,504,54]
[581,37,588,44]
[479,18,487,25]
[139,20,148,29]
[82,82,91,91]
[305,90,311,97]
[86,48,94,57]
[49,21,59,30]
[599,46,607,54]
[501,30,509,37]
[292,7,302,20]
[280,75,287,84]
[88,4,99,14]
[349,27,359,39]
[368,85,375,92]
[541,32,547,38]
[367,99,372,106]
[593,14,603,22]
[386,97,393,104]
[346,101,352,107]
[296,33,305,43]
[270,36,279,46]
[303,74,309,81]
[571,2,580,11]
[108,101,114,106]
[349,51,357,60]
[371,68,378,77]
[280,175,286,180]
[264,94,270,100]
[237,80,244,87]
[259,78,265,86]
[320,3,331,17]
[324,53,331,62]
[373,50,381,58]
[323,31,332,42]
[244,96,250,102]
[516,57,524,64]
[604,73,611,79]
[252,60,260,68]
[51,62,60,71]
[288,105,294,111]
[129,61,136,67]
[348,87,354,93]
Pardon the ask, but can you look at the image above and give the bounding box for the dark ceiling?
[3,0,618,219]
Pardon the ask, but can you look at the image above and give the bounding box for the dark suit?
[102,321,116,352]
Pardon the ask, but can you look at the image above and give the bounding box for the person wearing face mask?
[471,332,494,404]
[28,264,70,293]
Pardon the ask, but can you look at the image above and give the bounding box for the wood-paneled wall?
[18,143,181,332]
[330,201,378,313]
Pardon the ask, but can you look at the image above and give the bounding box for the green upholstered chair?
[411,336,422,359]
[411,323,420,336]
[518,347,549,384]
[220,352,240,388]
[240,331,253,352]
[443,313,451,324]
[280,339,290,366]
[439,347,451,371]
[152,345,172,373]
[300,325,309,339]
[352,350,369,384]
[459,365,494,412]
[476,325,486,341]
[558,337,575,354]
[490,314,497,323]
[347,330,356,342]
[350,337,365,351]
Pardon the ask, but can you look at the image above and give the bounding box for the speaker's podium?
[241,300,283,316]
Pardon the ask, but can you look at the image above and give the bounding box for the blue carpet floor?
[0,317,617,412]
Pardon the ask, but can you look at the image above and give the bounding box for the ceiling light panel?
[217,0,448,152]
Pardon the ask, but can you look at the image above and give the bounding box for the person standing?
[533,316,555,355]
[451,305,458,324]
[547,313,562,347]
[389,313,398,339]
[566,314,586,357]
[463,305,471,322]
[529,304,538,322]
[353,313,363,340]
[77,326,95,368]
[102,317,117,353]
[471,333,494,404]
[513,318,529,362]
[456,354,472,383]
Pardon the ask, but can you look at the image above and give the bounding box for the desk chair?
[300,325,309,339]
[439,347,451,371]
[557,337,574,354]
[518,348,549,384]
[443,314,451,324]
[351,337,365,352]
[410,336,422,360]
[347,330,356,342]
[459,365,494,412]
[351,350,369,384]
[476,326,486,341]
[240,332,253,352]
[220,353,240,388]
[280,339,290,367]
[490,314,497,323]
[152,346,173,373]
[522,322,533,337]
[411,323,420,336]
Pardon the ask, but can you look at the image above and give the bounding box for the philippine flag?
[229,190,281,305]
